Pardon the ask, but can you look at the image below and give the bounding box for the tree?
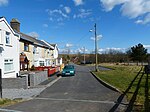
[127,43,148,62]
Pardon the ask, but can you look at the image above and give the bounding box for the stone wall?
[2,70,48,89]
[29,70,48,87]
[2,76,28,89]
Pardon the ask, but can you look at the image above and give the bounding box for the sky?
[0,0,150,54]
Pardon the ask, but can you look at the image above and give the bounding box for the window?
[4,59,14,72]
[39,61,44,66]
[24,43,29,51]
[33,46,38,54]
[5,31,11,45]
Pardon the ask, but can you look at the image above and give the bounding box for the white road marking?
[0,108,23,112]
[35,97,115,104]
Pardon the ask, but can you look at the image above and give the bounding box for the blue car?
[62,65,75,76]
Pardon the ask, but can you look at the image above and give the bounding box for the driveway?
[1,65,126,112]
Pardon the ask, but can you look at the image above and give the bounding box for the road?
[1,65,126,112]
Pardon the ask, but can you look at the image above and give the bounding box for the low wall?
[29,70,48,87]
[2,76,28,89]
[2,71,48,89]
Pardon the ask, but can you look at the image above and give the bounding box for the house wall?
[20,41,34,68]
[51,46,59,66]
[33,46,46,67]
[0,18,19,78]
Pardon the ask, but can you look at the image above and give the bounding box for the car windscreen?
[64,65,74,69]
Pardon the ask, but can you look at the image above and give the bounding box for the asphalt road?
[1,65,126,112]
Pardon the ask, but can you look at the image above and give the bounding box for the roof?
[50,43,58,51]
[20,33,53,49]
[0,17,20,38]
[41,40,54,50]
[51,44,56,47]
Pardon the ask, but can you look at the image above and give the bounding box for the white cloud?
[73,9,92,19]
[46,9,68,18]
[77,47,88,53]
[64,6,71,14]
[100,0,128,11]
[100,0,150,24]
[0,0,8,6]
[66,43,73,47]
[46,7,70,23]
[90,35,103,41]
[73,0,84,6]
[120,0,149,18]
[43,24,48,28]
[98,47,126,54]
[135,20,143,24]
[28,32,39,38]
[135,14,150,24]
[144,45,150,48]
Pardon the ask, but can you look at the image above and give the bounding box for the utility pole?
[83,47,85,64]
[94,23,99,72]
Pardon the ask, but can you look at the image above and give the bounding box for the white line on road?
[35,97,115,104]
[0,108,23,112]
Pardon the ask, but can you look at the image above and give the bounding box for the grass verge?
[93,64,146,111]
[0,99,22,107]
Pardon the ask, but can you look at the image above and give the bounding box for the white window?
[33,46,38,54]
[24,43,29,51]
[5,31,11,45]
[4,59,14,72]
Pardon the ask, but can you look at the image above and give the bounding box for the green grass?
[0,99,22,107]
[94,64,147,110]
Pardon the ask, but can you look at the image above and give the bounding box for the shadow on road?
[108,66,150,112]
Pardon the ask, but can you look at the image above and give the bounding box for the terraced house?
[0,17,20,78]
[10,18,61,70]
[0,17,61,79]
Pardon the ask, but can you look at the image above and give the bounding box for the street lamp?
[90,23,99,72]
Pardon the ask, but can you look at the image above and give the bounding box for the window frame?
[4,59,14,73]
[39,61,45,66]
[5,31,11,45]
[24,43,29,52]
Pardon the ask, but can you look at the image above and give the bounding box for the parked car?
[62,65,75,76]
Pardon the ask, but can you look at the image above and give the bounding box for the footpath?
[2,75,61,99]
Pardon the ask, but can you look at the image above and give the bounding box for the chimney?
[10,18,20,32]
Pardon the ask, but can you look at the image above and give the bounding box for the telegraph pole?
[83,47,85,64]
[94,23,99,72]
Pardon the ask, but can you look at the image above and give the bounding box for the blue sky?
[0,0,150,53]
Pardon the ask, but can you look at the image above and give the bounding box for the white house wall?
[0,19,19,78]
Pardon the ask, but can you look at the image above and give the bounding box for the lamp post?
[94,23,99,72]
[90,23,99,72]
[83,47,85,64]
